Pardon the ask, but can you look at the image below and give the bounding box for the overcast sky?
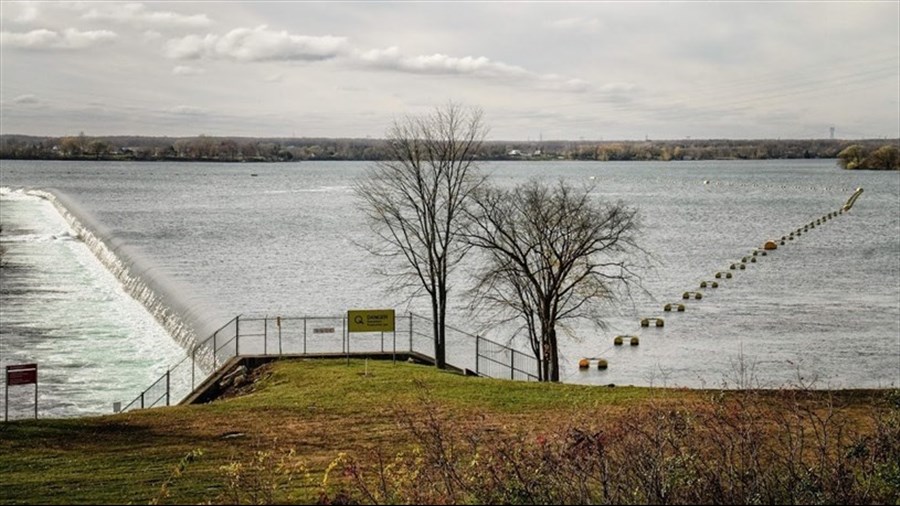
[1,1,898,140]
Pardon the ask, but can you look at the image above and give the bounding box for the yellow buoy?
[664,304,672,312]
[677,304,685,312]
[597,358,608,369]
[614,336,624,345]
[655,318,665,327]
[630,337,639,346]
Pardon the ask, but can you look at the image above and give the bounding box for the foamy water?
[0,188,188,419]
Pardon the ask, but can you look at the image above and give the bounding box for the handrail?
[121,312,539,412]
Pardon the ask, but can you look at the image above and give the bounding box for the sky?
[1,1,898,141]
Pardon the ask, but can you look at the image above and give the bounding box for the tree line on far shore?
[1,132,897,166]
[837,143,900,170]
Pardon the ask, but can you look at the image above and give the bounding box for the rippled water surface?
[1,159,898,417]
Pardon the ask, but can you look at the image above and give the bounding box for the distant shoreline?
[3,134,897,164]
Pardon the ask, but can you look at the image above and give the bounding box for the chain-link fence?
[121,312,539,413]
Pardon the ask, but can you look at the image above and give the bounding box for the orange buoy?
[764,240,778,250]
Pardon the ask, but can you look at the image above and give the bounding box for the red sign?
[6,364,37,386]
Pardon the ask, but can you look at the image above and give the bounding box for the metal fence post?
[235,316,240,357]
[302,317,306,355]
[409,313,413,352]
[476,335,480,376]
[213,331,218,368]
[264,316,268,355]
[140,391,145,410]
[166,370,171,407]
[511,353,515,380]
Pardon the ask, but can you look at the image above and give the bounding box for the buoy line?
[578,189,862,373]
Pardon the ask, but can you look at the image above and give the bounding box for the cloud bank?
[81,2,212,28]
[0,28,117,49]
[165,25,349,62]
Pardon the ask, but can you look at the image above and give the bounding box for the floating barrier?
[664,303,686,312]
[715,271,733,279]
[682,291,703,300]
[578,357,609,369]
[699,280,719,288]
[730,263,746,270]
[614,334,641,345]
[843,188,863,211]
[640,318,665,327]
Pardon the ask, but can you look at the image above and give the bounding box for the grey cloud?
[172,65,205,76]
[4,2,40,24]
[549,17,602,31]
[0,28,117,49]
[357,46,531,77]
[167,105,206,116]
[12,94,40,104]
[355,46,589,92]
[162,25,588,91]
[165,25,349,62]
[81,3,212,28]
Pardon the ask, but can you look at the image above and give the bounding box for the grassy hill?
[1,359,897,504]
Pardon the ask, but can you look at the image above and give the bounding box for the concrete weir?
[34,189,226,370]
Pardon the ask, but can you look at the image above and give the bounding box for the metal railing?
[121,312,539,412]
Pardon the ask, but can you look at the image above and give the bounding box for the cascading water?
[0,188,218,418]
[43,190,220,359]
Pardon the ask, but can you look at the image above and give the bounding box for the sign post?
[5,363,38,421]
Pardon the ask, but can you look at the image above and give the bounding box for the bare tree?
[354,103,487,369]
[464,179,645,381]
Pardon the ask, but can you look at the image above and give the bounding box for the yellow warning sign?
[347,309,395,333]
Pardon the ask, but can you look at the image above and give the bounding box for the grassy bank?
[1,359,896,504]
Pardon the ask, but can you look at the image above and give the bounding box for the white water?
[0,188,188,419]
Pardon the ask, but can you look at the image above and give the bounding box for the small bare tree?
[465,179,644,381]
[355,103,487,369]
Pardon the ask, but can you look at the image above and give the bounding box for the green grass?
[0,358,886,505]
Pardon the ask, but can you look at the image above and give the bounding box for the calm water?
[1,159,898,417]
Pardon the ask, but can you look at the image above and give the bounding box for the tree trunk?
[433,297,446,369]
[549,327,560,382]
